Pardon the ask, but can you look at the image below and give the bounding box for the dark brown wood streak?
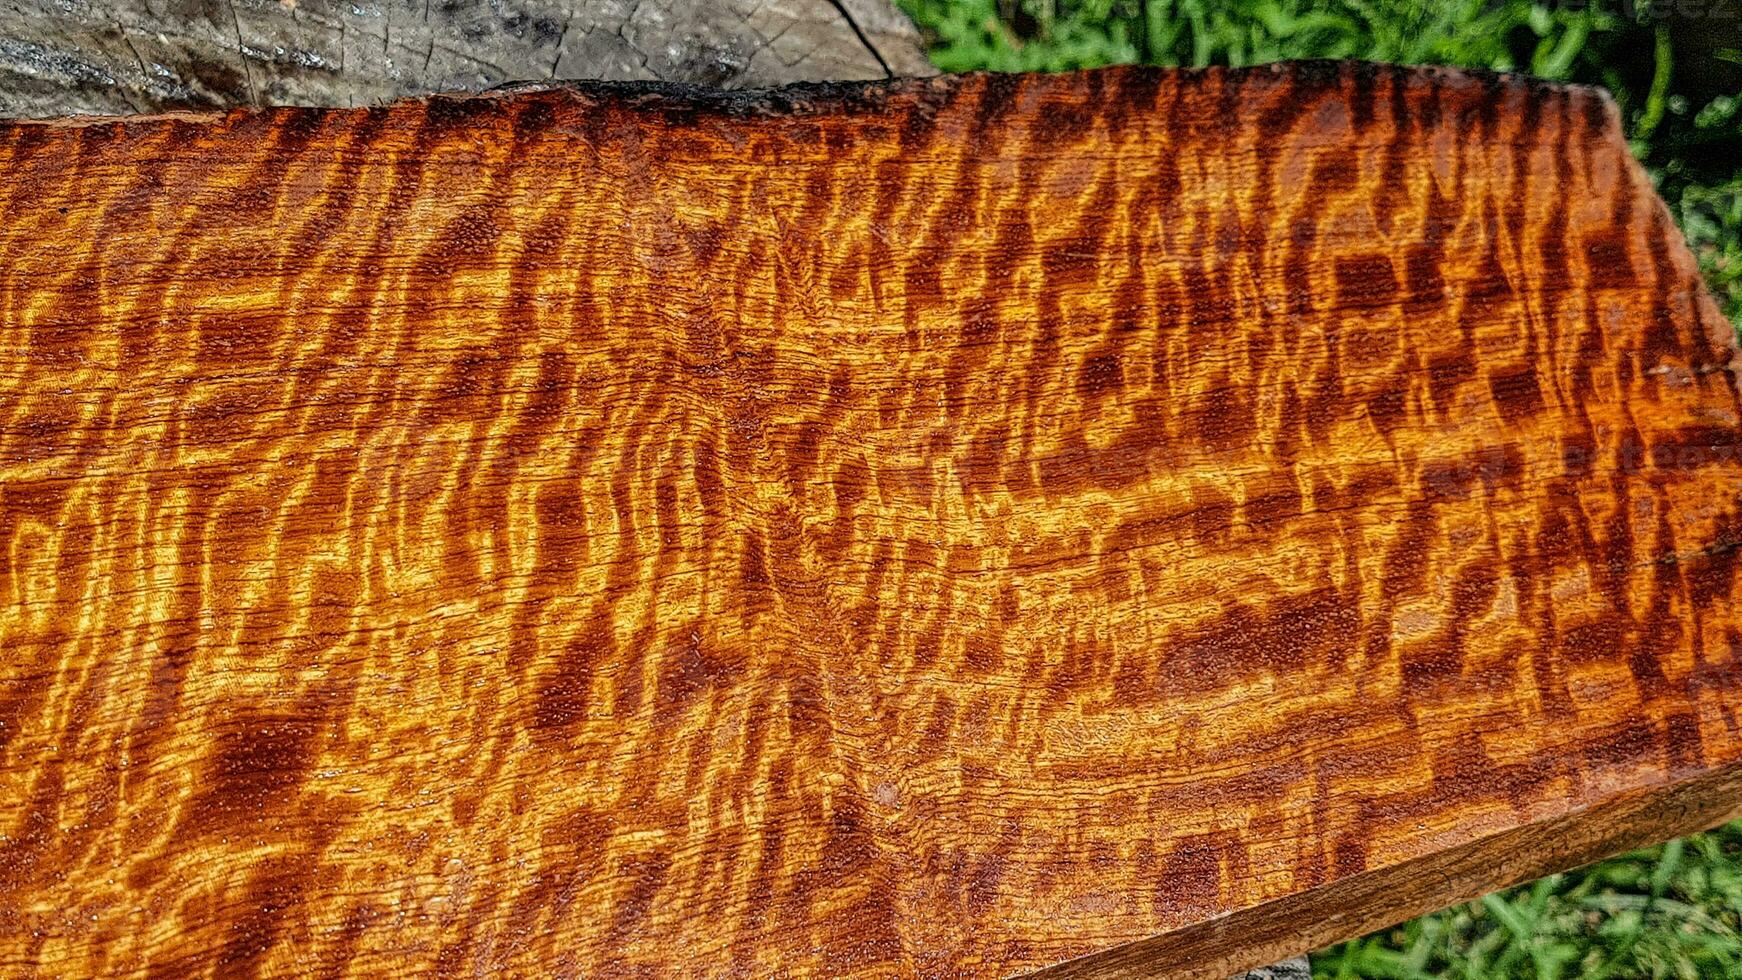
[0,62,1738,979]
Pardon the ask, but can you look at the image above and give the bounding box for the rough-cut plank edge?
[1031,763,1742,979]
[0,59,1612,125]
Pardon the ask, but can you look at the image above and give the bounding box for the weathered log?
[0,0,933,117]
[0,63,1738,979]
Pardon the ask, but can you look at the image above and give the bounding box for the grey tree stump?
[0,0,934,116]
[1244,958,1314,980]
[0,2,1314,977]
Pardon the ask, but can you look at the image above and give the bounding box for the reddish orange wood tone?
[0,63,1739,979]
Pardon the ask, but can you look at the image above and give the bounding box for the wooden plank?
[0,63,1737,978]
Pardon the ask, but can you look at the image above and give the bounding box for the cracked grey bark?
[0,4,1314,978]
[1238,956,1314,980]
[0,0,935,118]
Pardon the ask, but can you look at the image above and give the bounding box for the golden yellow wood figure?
[0,63,1739,978]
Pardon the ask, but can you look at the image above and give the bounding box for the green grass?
[892,2,1742,976]
[900,0,1614,76]
[1317,825,1742,979]
[894,0,1742,335]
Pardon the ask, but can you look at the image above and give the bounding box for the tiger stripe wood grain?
[0,62,1739,979]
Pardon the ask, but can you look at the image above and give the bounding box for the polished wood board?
[0,63,1739,978]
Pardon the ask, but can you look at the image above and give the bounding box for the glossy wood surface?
[0,63,1739,979]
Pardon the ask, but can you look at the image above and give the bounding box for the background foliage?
[892,2,1742,976]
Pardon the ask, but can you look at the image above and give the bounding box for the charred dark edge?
[1,60,1616,128]
[470,59,1611,119]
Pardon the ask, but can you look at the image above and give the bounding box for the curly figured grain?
[0,63,1740,979]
